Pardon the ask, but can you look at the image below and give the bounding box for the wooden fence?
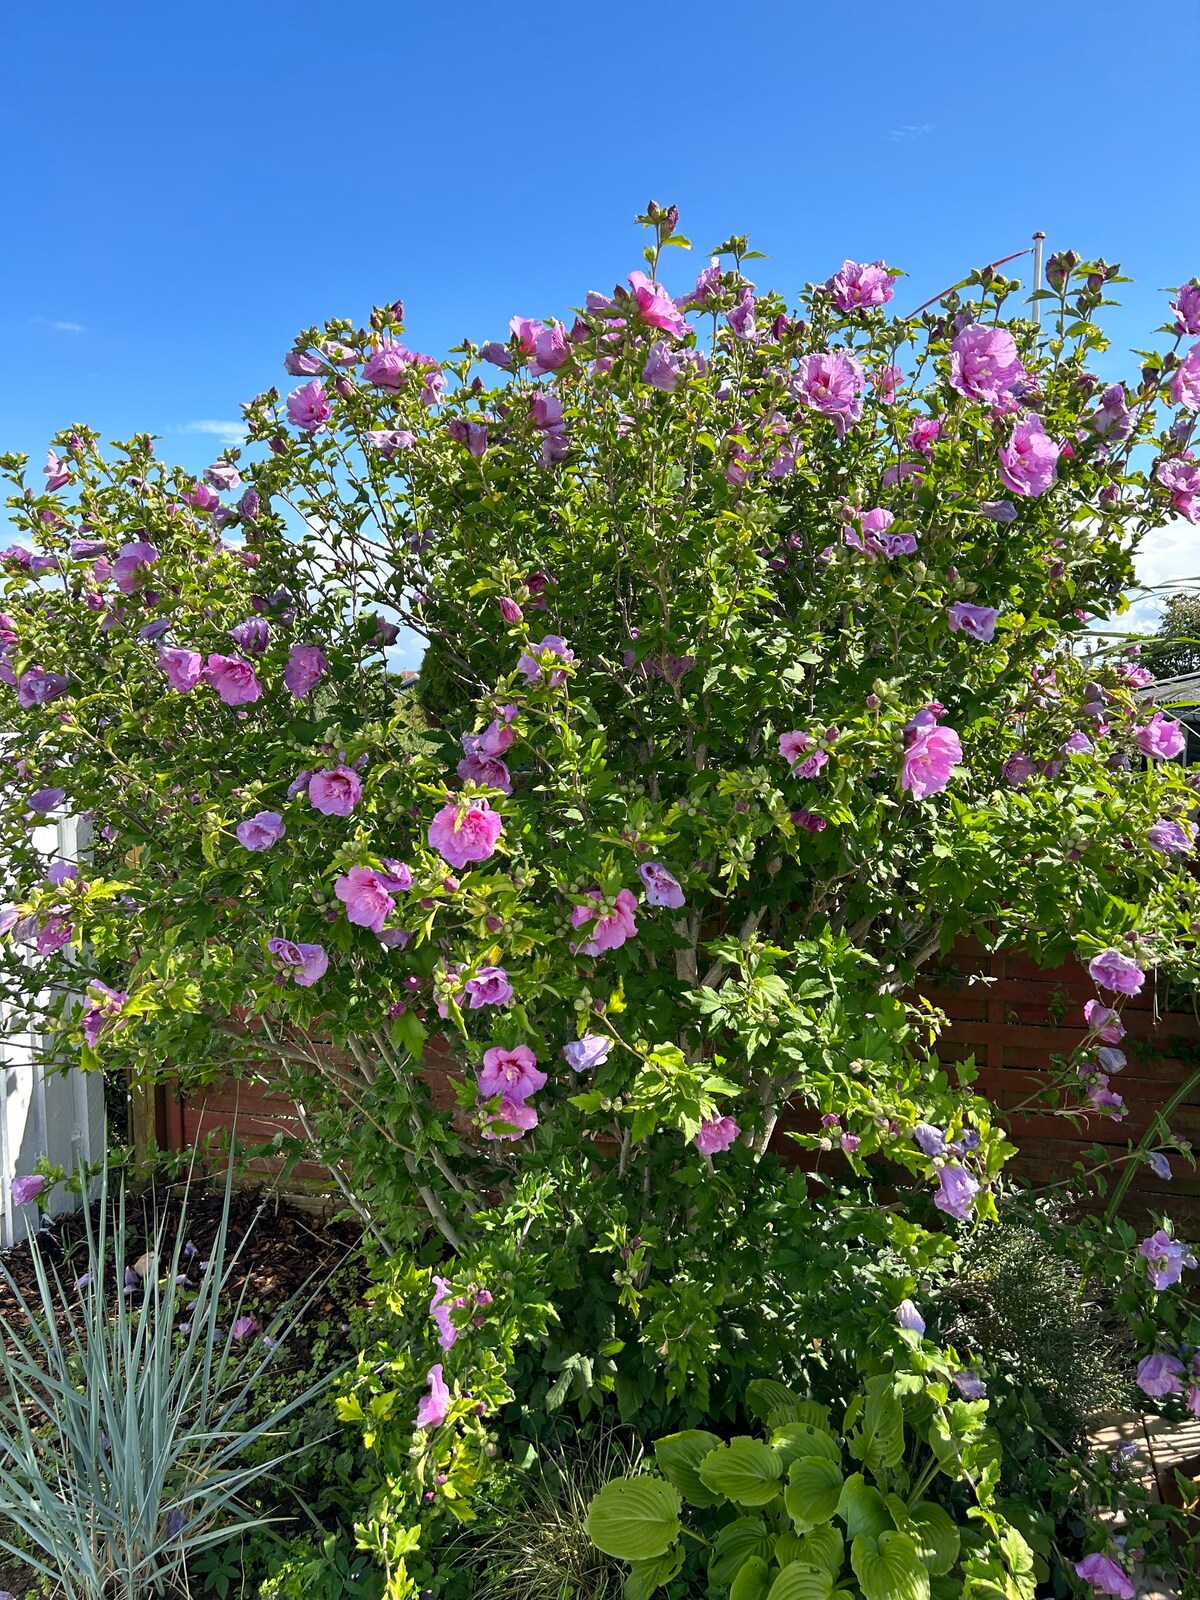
[137,942,1200,1220]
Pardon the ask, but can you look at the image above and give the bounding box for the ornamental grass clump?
[0,1166,337,1600]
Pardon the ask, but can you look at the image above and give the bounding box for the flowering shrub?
[3,209,1200,1593]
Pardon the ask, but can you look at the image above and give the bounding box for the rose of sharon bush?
[2,217,1199,1598]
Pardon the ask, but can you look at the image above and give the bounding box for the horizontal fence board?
[159,945,1200,1220]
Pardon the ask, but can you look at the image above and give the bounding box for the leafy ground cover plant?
[4,208,1200,1593]
[585,1364,1034,1600]
[0,1166,341,1600]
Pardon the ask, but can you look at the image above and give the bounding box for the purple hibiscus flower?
[11,1174,48,1207]
[827,259,893,312]
[563,1035,612,1072]
[947,602,999,642]
[236,811,285,852]
[204,654,262,706]
[158,647,203,694]
[1088,949,1145,996]
[694,1116,740,1155]
[637,862,685,908]
[309,765,363,817]
[428,798,503,869]
[286,381,332,432]
[267,938,328,987]
[933,1165,979,1221]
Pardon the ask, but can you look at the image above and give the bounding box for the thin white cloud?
[1107,517,1200,636]
[178,420,245,446]
[889,123,933,142]
[32,317,85,334]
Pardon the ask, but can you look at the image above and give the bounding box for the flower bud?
[1045,250,1079,290]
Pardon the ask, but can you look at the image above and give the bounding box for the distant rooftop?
[1149,671,1200,706]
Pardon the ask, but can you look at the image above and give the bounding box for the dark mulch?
[1,1180,365,1342]
[0,1180,367,1599]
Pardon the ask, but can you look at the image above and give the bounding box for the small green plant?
[256,1530,383,1600]
[937,1217,1133,1453]
[0,1165,341,1600]
[584,1363,1037,1599]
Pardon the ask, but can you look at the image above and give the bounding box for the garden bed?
[0,1182,365,1600]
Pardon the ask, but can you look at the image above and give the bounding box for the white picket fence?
[0,813,105,1247]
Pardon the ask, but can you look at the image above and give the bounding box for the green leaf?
[766,1562,835,1600]
[770,1422,841,1468]
[623,1545,684,1600]
[784,1457,843,1529]
[699,1437,784,1507]
[654,1430,723,1507]
[629,1108,658,1143]
[389,1007,426,1059]
[793,1523,844,1577]
[848,1376,904,1472]
[836,1475,889,1538]
[746,1378,801,1422]
[774,1531,805,1567]
[730,1556,773,1600]
[585,1478,681,1561]
[851,1532,931,1600]
[906,1502,960,1576]
[709,1517,775,1585]
[771,1399,833,1431]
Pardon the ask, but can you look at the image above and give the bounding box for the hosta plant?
[584,1361,1036,1600]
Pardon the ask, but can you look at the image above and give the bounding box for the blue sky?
[3,0,1197,622]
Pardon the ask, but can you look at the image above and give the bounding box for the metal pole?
[1031,230,1045,325]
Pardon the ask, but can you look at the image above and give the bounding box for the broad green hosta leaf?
[623,1545,685,1600]
[852,1531,931,1600]
[772,1399,834,1431]
[791,1522,844,1577]
[784,1457,843,1529]
[774,1531,805,1567]
[730,1555,773,1600]
[709,1517,775,1586]
[746,1378,801,1422]
[584,1478,681,1562]
[654,1429,723,1507]
[836,1474,890,1538]
[767,1561,836,1600]
[771,1421,841,1468]
[906,1502,961,1576]
[746,1380,831,1432]
[699,1437,784,1507]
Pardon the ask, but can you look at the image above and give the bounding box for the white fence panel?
[0,813,105,1248]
